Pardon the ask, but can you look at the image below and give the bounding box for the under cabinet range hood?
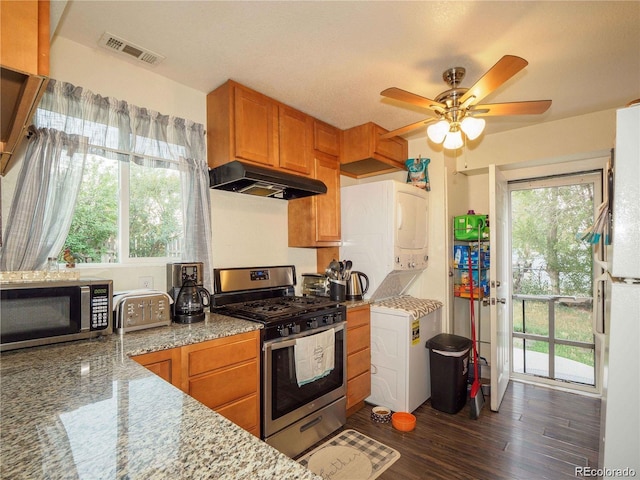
[209,160,327,200]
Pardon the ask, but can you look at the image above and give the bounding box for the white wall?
[454,109,616,174]
[210,189,316,276]
[49,37,206,124]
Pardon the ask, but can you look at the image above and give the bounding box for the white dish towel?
[294,328,335,387]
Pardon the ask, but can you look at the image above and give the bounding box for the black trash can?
[425,333,472,414]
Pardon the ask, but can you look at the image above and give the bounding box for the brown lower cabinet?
[132,347,182,387]
[346,304,371,416]
[131,330,261,437]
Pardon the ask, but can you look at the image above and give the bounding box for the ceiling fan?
[380,55,552,149]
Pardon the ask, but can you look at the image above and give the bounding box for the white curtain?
[1,79,213,290]
[0,128,87,271]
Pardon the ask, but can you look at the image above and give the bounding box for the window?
[65,154,183,264]
[1,78,211,289]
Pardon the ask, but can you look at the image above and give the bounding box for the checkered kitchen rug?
[297,429,400,480]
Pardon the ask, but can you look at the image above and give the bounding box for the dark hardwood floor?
[314,382,601,479]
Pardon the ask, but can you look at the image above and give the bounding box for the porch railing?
[512,294,595,382]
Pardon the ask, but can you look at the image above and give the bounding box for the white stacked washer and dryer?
[340,180,443,413]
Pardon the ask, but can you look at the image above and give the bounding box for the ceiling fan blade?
[470,100,552,116]
[380,118,437,139]
[459,55,529,106]
[381,87,446,113]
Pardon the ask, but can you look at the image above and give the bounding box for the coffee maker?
[167,262,210,323]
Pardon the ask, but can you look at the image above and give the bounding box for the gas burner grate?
[221,295,340,321]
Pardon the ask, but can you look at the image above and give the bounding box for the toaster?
[113,290,172,334]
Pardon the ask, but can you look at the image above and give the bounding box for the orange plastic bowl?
[391,412,416,432]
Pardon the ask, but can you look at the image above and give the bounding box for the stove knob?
[278,326,290,337]
[307,319,319,329]
[292,324,301,334]
[324,315,334,325]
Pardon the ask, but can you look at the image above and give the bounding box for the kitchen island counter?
[0,313,321,480]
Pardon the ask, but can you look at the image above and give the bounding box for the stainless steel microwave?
[0,278,113,351]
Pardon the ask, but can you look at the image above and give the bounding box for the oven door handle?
[264,322,345,351]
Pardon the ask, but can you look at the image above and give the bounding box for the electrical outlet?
[139,276,153,289]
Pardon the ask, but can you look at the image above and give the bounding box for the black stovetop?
[213,295,338,321]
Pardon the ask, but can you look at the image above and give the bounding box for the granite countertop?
[342,299,371,309]
[0,313,321,480]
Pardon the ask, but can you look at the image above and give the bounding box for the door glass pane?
[523,339,549,377]
[512,337,524,374]
[513,298,550,335]
[524,299,548,336]
[555,345,595,384]
[511,184,594,296]
[513,299,524,334]
[513,338,551,377]
[510,173,599,389]
[554,298,593,342]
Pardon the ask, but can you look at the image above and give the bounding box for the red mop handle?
[468,251,480,392]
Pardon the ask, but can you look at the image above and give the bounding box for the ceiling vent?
[98,32,165,66]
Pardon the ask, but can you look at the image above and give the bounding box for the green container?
[454,214,489,241]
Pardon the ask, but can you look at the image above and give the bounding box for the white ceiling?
[52,1,640,138]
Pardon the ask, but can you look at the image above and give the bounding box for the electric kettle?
[173,280,210,324]
[346,271,369,301]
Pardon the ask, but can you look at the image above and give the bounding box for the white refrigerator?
[599,104,640,476]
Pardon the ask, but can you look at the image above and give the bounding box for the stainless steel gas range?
[212,265,346,458]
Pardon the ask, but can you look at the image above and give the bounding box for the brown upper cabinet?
[313,119,341,157]
[341,122,408,178]
[0,0,50,76]
[0,0,50,176]
[278,104,313,176]
[207,80,312,176]
[288,119,341,247]
[288,151,341,247]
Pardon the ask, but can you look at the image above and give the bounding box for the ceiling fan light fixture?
[380,55,551,143]
[427,120,449,144]
[443,129,463,149]
[460,116,486,141]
